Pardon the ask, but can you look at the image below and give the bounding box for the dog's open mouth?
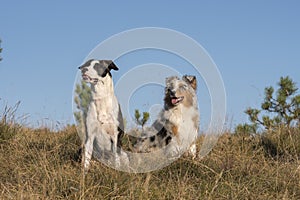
[82,74,90,81]
[171,96,184,105]
[81,74,98,84]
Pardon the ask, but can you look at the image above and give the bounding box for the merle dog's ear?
[107,60,119,71]
[165,76,180,85]
[183,75,197,90]
[165,77,172,85]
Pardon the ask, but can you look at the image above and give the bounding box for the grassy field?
[0,116,300,199]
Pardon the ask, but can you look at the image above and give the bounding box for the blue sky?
[0,1,299,131]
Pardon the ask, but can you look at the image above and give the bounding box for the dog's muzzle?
[171,96,184,105]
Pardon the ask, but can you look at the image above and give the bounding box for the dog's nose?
[78,67,88,73]
[78,65,86,70]
[169,89,176,96]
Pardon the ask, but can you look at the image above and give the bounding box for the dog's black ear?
[183,75,197,90]
[99,60,119,71]
[107,60,119,71]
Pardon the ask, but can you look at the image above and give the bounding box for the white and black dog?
[78,59,124,170]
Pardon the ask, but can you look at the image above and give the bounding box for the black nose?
[168,89,176,96]
[79,67,88,73]
[78,65,86,70]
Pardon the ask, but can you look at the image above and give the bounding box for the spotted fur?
[135,75,199,158]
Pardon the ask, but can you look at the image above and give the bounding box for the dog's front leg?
[111,134,120,167]
[84,135,94,171]
[189,143,197,159]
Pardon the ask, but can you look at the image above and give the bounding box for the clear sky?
[0,1,299,131]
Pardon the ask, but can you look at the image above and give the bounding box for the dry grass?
[0,117,300,199]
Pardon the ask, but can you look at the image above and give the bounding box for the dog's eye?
[180,85,188,90]
[166,88,171,93]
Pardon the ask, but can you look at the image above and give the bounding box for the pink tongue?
[171,98,178,104]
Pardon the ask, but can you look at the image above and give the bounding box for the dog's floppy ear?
[106,60,119,71]
[183,75,197,90]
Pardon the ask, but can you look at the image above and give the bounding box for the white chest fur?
[86,80,120,136]
[166,105,198,148]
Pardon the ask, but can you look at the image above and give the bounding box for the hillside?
[0,118,299,199]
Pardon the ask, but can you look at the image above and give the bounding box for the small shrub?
[245,76,300,130]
